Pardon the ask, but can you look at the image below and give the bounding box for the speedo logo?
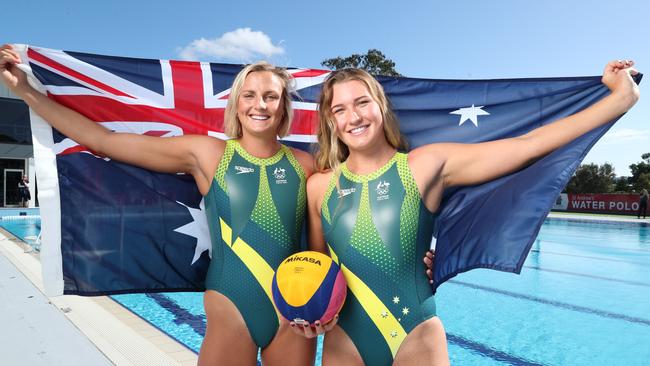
[285,256,322,266]
[337,187,356,198]
[235,166,254,174]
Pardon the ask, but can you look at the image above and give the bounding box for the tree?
[635,173,650,192]
[613,176,632,192]
[565,162,616,194]
[321,49,401,77]
[629,153,650,192]
[642,152,650,163]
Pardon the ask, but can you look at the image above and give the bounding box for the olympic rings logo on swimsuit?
[273,167,287,184]
[376,181,390,200]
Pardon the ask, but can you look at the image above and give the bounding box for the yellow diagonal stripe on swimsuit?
[330,246,406,357]
[328,244,339,264]
[220,218,275,304]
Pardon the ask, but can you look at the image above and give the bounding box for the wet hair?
[224,61,295,138]
[315,68,407,172]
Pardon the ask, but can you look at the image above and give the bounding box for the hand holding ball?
[272,251,346,324]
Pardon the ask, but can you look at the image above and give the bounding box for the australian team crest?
[274,167,287,184]
[376,180,390,201]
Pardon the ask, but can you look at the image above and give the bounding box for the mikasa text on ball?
[272,251,346,324]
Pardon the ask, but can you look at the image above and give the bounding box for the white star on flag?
[450,104,490,127]
[174,198,212,264]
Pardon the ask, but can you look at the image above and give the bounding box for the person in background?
[18,174,30,207]
[638,189,648,219]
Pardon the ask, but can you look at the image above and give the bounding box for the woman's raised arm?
[1,44,223,195]
[411,60,639,189]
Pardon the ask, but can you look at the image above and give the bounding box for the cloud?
[177,28,284,62]
[601,128,650,145]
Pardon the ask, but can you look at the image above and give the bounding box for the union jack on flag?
[17,44,639,297]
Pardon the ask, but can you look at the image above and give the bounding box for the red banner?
[553,193,641,214]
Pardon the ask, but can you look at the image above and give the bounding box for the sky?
[5,0,649,175]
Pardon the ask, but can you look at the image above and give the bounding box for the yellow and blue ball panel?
[272,251,346,323]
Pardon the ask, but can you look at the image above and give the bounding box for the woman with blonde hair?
[1,44,316,365]
[301,62,639,365]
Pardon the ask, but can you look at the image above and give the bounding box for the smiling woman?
[295,63,639,366]
[224,64,293,141]
[316,69,406,175]
[0,45,317,366]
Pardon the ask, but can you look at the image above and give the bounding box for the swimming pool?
[2,211,648,365]
[0,208,41,250]
[436,219,650,365]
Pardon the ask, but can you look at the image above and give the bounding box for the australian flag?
[17,44,639,296]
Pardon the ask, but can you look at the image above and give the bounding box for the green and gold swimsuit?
[321,152,437,365]
[203,139,306,348]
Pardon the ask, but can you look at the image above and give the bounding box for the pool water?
[0,208,41,250]
[3,211,649,365]
[436,219,650,365]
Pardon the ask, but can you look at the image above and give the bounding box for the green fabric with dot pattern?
[203,140,307,348]
[320,152,437,366]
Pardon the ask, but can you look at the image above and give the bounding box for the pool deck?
[547,211,650,223]
[0,210,646,365]
[0,230,198,366]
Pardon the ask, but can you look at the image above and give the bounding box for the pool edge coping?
[547,212,650,225]
[0,229,198,366]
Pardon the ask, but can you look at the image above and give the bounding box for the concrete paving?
[0,232,194,366]
[0,250,113,366]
